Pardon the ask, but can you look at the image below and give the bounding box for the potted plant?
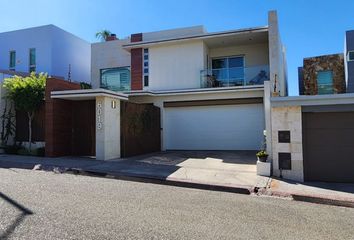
[256,150,268,162]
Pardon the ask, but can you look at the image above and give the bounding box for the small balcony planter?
[256,150,268,162]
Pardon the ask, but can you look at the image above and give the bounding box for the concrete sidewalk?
[267,178,354,208]
[1,154,354,208]
[0,153,268,194]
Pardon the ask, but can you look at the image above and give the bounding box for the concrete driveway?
[123,150,260,187]
[0,151,266,192]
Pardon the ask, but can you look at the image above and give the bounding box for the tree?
[3,72,46,151]
[95,30,112,42]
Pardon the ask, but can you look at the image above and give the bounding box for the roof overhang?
[271,93,354,107]
[122,26,268,50]
[51,89,129,101]
[127,85,264,97]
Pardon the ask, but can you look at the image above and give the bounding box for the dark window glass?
[29,48,36,66]
[144,68,148,74]
[144,75,149,87]
[228,57,244,68]
[349,51,354,61]
[144,62,148,67]
[144,48,149,54]
[317,71,334,94]
[212,58,227,69]
[9,51,16,69]
[100,67,131,92]
[144,55,148,60]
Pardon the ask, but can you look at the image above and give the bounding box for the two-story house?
[50,10,287,160]
[0,25,91,148]
[0,24,91,82]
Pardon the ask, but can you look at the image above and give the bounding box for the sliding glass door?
[212,56,244,86]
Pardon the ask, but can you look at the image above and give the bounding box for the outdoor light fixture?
[111,100,116,109]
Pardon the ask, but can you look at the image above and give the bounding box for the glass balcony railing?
[200,65,270,88]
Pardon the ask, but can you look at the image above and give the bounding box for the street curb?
[268,190,354,208]
[71,169,252,195]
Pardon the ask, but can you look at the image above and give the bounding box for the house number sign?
[97,101,103,130]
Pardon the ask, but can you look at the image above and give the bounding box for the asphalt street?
[0,168,353,240]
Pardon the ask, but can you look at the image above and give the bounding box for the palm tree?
[95,30,112,42]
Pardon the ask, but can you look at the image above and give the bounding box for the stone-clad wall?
[271,106,304,182]
[302,54,345,95]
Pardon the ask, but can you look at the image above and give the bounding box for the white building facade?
[0,24,91,82]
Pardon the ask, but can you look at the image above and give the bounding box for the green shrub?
[17,148,31,155]
[4,145,23,154]
[256,150,268,158]
[36,147,45,157]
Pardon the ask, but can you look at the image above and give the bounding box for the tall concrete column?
[96,96,121,160]
[268,10,287,96]
[263,81,272,160]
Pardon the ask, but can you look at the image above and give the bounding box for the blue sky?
[1,0,354,95]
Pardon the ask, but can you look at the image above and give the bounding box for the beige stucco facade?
[95,96,121,160]
[147,40,206,91]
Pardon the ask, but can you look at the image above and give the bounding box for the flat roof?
[122,26,268,49]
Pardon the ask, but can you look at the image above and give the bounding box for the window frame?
[100,66,131,92]
[211,55,245,86]
[348,50,354,62]
[143,48,149,87]
[29,48,36,73]
[317,70,334,95]
[9,50,16,70]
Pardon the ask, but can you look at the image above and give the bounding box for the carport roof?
[51,89,129,101]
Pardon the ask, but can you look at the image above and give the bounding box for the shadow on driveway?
[0,191,33,240]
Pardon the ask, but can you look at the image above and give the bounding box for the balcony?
[200,65,269,88]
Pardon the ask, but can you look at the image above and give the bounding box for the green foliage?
[4,144,23,154]
[256,150,268,158]
[36,147,45,157]
[95,30,112,42]
[3,72,46,113]
[80,82,92,89]
[3,72,46,151]
[0,100,16,146]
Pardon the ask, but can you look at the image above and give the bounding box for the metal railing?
[200,65,270,88]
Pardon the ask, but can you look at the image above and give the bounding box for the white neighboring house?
[0,24,91,147]
[89,10,286,153]
[0,24,91,82]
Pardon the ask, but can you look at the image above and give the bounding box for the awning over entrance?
[47,85,128,160]
[51,88,128,101]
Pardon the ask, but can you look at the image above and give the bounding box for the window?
[29,48,36,72]
[348,51,354,61]
[317,70,334,94]
[9,51,16,70]
[212,56,244,86]
[100,67,131,92]
[143,48,149,87]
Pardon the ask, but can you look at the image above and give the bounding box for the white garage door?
[164,104,265,150]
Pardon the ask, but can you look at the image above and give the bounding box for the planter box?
[257,160,271,176]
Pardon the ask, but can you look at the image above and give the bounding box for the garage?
[303,111,354,182]
[163,101,265,150]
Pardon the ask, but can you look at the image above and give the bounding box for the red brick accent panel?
[45,78,80,157]
[131,33,142,42]
[131,48,143,90]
